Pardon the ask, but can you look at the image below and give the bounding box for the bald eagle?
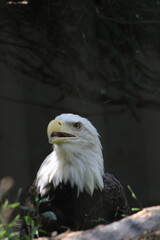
[24,113,129,235]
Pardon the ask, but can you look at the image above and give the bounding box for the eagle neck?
[36,142,104,197]
[52,143,104,196]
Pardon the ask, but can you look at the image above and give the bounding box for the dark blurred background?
[0,0,160,208]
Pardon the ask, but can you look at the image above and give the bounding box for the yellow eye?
[73,122,81,130]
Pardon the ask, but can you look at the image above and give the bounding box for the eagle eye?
[73,122,81,130]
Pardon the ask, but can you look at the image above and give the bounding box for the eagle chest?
[43,183,105,230]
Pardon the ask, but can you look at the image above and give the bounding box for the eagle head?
[36,113,104,196]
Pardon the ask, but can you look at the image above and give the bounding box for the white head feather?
[36,113,104,196]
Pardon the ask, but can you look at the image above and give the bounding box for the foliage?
[0,200,20,240]
[0,195,57,239]
[127,185,142,213]
[20,195,57,238]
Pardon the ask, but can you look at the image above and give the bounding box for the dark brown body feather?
[22,173,129,236]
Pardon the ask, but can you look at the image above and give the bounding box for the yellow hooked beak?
[47,119,78,144]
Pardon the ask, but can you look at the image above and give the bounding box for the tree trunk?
[37,206,160,240]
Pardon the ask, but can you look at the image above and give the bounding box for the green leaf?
[31,225,39,238]
[2,200,9,209]
[20,206,36,212]
[131,207,140,211]
[9,202,20,208]
[24,216,35,227]
[38,229,47,234]
[127,185,137,200]
[41,211,57,221]
[91,217,106,223]
[8,215,20,228]
[9,232,20,238]
[60,225,70,230]
[39,197,49,204]
[35,196,40,204]
[15,188,23,202]
[0,229,6,237]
